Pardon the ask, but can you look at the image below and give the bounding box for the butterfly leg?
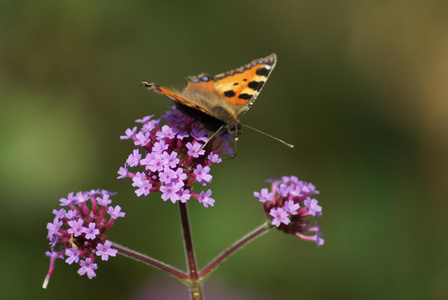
[200,125,225,150]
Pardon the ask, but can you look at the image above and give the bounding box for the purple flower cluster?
[118,106,232,207]
[254,176,324,246]
[43,190,124,287]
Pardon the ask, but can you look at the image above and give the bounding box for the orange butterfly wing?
[213,54,277,117]
[141,82,214,117]
[184,54,277,116]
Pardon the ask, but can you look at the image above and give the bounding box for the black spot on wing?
[238,93,252,100]
[248,81,264,91]
[256,67,271,77]
[224,90,236,98]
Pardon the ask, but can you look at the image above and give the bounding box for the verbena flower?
[254,176,324,246]
[118,106,232,207]
[43,190,124,288]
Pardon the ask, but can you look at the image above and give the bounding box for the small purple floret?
[96,240,118,261]
[77,258,98,279]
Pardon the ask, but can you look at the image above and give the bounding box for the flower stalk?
[199,222,271,278]
[111,242,188,280]
[178,202,203,299]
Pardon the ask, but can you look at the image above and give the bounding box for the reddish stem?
[178,202,203,300]
[112,242,188,280]
[178,202,199,279]
[199,223,270,278]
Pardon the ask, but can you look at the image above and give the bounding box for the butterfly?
[141,54,281,143]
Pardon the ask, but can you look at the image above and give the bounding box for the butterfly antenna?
[242,123,294,148]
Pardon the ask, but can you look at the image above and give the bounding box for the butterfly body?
[142,53,277,138]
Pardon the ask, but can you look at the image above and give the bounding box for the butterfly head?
[227,122,243,137]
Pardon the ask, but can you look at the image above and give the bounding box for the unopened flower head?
[43,190,123,288]
[118,106,232,207]
[254,176,324,246]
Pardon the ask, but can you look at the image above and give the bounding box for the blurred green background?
[1,1,447,299]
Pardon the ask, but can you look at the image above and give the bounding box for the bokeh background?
[1,1,447,299]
